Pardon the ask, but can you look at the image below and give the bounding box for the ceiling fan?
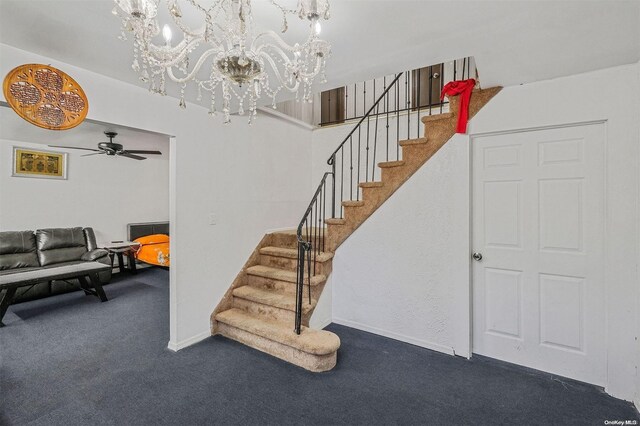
[49,131,162,160]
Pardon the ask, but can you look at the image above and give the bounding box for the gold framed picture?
[12,147,68,180]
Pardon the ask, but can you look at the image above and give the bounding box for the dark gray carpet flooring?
[0,268,637,425]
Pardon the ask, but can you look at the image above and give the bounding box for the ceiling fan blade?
[119,152,147,160]
[123,150,162,155]
[49,145,101,152]
[81,152,106,157]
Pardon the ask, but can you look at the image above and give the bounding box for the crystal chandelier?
[113,0,331,123]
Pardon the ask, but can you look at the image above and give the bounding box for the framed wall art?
[12,147,68,180]
[3,64,88,130]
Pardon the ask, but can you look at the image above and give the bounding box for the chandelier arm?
[269,0,298,15]
[251,30,302,53]
[177,0,226,45]
[144,36,211,68]
[166,0,204,37]
[298,55,324,80]
[258,43,295,66]
[165,48,221,83]
[259,51,299,92]
[258,42,323,80]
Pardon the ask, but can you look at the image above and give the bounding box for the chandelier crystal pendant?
[113,0,331,123]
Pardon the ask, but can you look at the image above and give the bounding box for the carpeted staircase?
[211,86,501,372]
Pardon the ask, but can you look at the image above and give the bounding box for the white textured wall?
[330,136,470,356]
[0,139,169,243]
[0,44,315,350]
[313,62,640,402]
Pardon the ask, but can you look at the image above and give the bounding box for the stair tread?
[260,246,333,262]
[378,160,405,168]
[233,285,315,313]
[246,265,326,285]
[216,308,340,355]
[359,181,384,188]
[421,112,454,122]
[342,200,364,207]
[399,137,429,147]
[325,218,346,225]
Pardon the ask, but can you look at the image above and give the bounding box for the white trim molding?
[167,330,211,352]
[333,317,456,356]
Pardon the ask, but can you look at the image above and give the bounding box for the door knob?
[472,252,483,261]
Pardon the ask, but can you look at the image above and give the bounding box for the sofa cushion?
[36,228,87,266]
[0,230,39,270]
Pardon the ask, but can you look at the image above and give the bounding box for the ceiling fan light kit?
[112,0,331,123]
[49,131,163,160]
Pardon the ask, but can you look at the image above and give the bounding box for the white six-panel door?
[471,123,606,385]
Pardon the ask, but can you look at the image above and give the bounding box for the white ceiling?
[0,104,170,151]
[0,0,638,105]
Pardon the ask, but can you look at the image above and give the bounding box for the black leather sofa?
[0,227,112,303]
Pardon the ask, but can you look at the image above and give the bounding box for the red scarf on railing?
[441,79,476,134]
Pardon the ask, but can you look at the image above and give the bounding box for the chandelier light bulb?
[314,20,322,35]
[162,24,172,44]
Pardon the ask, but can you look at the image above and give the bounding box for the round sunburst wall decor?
[3,64,88,130]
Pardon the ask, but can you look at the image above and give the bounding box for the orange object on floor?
[133,234,170,267]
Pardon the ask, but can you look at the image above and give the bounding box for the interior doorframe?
[466,119,609,382]
[169,136,178,348]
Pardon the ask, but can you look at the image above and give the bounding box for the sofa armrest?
[81,249,109,262]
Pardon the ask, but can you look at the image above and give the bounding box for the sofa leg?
[0,287,17,327]
[88,273,108,302]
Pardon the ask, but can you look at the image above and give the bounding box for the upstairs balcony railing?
[319,57,476,128]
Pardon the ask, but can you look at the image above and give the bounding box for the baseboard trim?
[332,317,456,356]
[310,316,332,330]
[167,330,211,352]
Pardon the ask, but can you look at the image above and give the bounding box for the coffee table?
[101,241,141,275]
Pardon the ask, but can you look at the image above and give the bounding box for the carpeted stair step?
[325,218,346,225]
[378,160,405,168]
[342,200,364,207]
[260,246,333,273]
[399,137,429,147]
[421,112,454,123]
[269,229,325,250]
[245,265,327,297]
[380,160,408,181]
[215,308,340,372]
[232,285,315,323]
[359,181,384,188]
